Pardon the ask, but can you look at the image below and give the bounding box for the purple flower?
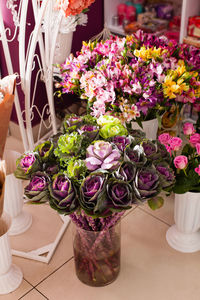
[63,115,83,132]
[156,163,175,189]
[111,135,132,152]
[114,162,136,182]
[80,172,107,216]
[124,145,147,166]
[24,172,49,203]
[107,179,133,210]
[34,141,54,162]
[14,152,41,180]
[78,125,99,141]
[85,141,121,171]
[133,167,161,201]
[49,173,78,215]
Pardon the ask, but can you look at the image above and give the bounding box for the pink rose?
[195,165,200,176]
[196,143,200,155]
[170,137,182,151]
[189,133,200,147]
[158,133,171,145]
[183,122,195,136]
[174,155,188,169]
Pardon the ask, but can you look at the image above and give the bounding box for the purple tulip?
[85,141,121,171]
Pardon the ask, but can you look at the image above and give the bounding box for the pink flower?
[174,155,188,169]
[183,122,195,135]
[196,143,200,155]
[195,165,200,176]
[189,133,200,147]
[158,133,171,145]
[170,137,182,151]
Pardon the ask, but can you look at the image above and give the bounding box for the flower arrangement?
[14,114,174,285]
[55,0,95,17]
[56,31,200,127]
[158,122,200,194]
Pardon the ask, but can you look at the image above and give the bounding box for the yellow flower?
[163,76,179,99]
[176,65,186,77]
[177,78,190,94]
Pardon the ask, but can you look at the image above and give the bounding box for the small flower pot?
[4,150,32,236]
[72,221,121,287]
[166,192,200,253]
[0,212,23,294]
[131,118,158,140]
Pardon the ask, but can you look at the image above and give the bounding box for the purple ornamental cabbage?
[107,179,133,210]
[34,141,54,162]
[85,141,121,171]
[14,152,41,180]
[111,135,133,152]
[124,145,147,167]
[78,125,99,141]
[133,167,161,201]
[80,172,107,216]
[49,173,78,215]
[63,115,83,132]
[114,161,136,183]
[142,141,161,161]
[156,163,175,189]
[24,172,49,203]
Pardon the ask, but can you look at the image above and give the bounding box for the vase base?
[8,211,32,236]
[166,224,200,253]
[0,264,23,295]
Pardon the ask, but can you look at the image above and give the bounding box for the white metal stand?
[0,0,73,263]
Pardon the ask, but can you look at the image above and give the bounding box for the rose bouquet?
[14,114,174,286]
[56,31,200,127]
[158,122,200,194]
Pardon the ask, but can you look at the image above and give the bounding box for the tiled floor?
[2,138,200,300]
[1,195,200,300]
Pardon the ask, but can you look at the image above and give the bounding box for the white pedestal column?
[4,150,32,236]
[166,192,200,253]
[0,212,23,294]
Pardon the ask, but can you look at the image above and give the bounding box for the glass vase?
[72,221,121,287]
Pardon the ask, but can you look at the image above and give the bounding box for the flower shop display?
[4,150,32,236]
[158,124,200,252]
[0,212,23,295]
[56,31,200,139]
[14,114,174,286]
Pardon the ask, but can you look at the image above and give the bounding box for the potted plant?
[158,123,200,253]
[55,31,200,139]
[14,114,174,286]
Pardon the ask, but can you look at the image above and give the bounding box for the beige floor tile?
[20,288,47,299]
[10,204,73,286]
[138,192,175,225]
[36,208,200,300]
[0,280,32,300]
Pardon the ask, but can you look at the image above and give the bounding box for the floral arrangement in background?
[56,30,200,127]
[159,122,200,194]
[55,0,95,17]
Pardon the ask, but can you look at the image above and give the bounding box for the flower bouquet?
[56,31,200,130]
[14,114,174,286]
[159,123,200,252]
[159,122,200,193]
